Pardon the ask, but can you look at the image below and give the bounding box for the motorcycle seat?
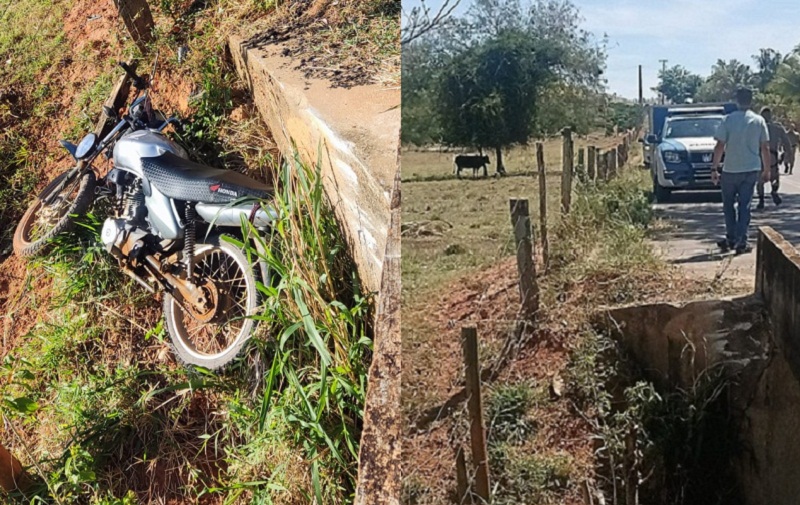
[140,151,272,204]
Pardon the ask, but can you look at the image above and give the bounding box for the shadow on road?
[650,178,800,275]
[670,251,732,264]
[654,191,800,246]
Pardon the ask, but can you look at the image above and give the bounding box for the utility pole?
[638,65,643,105]
[658,59,668,104]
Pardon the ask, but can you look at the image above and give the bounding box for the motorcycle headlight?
[75,132,98,160]
[663,150,681,164]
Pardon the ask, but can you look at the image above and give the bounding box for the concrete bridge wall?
[228,36,401,505]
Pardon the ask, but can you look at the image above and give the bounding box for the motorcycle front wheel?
[13,168,96,257]
[163,235,260,371]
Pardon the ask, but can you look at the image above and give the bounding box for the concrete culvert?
[595,286,800,505]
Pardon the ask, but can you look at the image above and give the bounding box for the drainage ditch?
[591,295,790,505]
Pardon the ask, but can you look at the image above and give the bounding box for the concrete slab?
[229,34,400,297]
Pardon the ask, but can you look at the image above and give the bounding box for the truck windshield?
[664,117,722,139]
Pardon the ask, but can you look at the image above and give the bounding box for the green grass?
[1,1,373,502]
[0,0,399,501]
[0,132,38,246]
[544,169,663,307]
[0,0,70,89]
[0,0,114,250]
[65,73,115,140]
[494,449,575,505]
[2,154,370,504]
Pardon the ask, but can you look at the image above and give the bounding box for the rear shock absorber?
[184,203,196,279]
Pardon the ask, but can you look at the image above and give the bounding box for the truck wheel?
[653,177,671,203]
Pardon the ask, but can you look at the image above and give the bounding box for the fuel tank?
[112,130,190,241]
[113,130,189,177]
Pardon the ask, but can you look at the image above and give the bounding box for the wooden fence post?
[509,199,539,319]
[536,143,549,273]
[600,151,609,181]
[609,149,618,179]
[114,0,155,53]
[462,327,491,503]
[577,147,585,180]
[94,66,135,140]
[561,128,574,213]
[455,445,472,505]
[587,146,597,181]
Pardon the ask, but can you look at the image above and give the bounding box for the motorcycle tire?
[13,169,96,258]
[163,235,261,371]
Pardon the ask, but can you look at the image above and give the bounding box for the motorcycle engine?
[101,176,149,258]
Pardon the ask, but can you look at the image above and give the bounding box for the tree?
[402,0,462,45]
[770,54,800,101]
[401,37,445,145]
[753,48,783,91]
[535,82,606,135]
[696,59,756,102]
[437,29,558,173]
[655,65,703,103]
[429,0,605,170]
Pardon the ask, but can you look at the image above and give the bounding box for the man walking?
[711,88,770,255]
[786,122,799,174]
[756,107,791,208]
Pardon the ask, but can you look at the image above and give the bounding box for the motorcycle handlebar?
[119,62,147,89]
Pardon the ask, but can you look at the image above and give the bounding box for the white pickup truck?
[641,103,737,202]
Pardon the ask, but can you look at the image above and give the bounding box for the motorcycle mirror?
[75,133,98,160]
[103,105,118,120]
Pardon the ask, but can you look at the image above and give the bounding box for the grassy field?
[402,134,633,311]
[401,137,735,504]
[402,132,630,181]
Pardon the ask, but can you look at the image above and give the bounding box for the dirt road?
[652,165,800,284]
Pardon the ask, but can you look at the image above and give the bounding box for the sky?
[403,0,800,100]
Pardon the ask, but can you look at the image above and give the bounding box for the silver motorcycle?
[13,61,275,370]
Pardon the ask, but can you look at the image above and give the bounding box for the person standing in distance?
[756,107,790,208]
[710,88,770,255]
[786,122,799,174]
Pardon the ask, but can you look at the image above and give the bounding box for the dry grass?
[400,139,738,504]
[402,133,629,181]
[210,0,400,87]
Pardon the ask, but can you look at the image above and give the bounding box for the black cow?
[454,154,490,178]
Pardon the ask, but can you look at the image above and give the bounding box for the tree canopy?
[754,48,783,92]
[437,28,557,171]
[696,59,757,102]
[401,0,608,166]
[655,65,703,103]
[649,46,800,122]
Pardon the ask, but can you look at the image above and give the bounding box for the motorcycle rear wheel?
[13,169,96,257]
[163,235,260,371]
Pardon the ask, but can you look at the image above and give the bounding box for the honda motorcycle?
[13,60,275,370]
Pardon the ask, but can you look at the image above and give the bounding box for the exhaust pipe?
[195,202,278,228]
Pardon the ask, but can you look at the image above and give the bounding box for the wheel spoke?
[25,172,83,242]
[170,243,256,358]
